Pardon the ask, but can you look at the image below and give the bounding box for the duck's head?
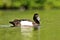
[33,13,40,24]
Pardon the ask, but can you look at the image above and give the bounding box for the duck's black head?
[33,13,40,24]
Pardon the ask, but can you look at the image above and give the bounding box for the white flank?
[20,21,33,26]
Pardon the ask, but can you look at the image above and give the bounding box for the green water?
[0,10,60,40]
[0,10,40,40]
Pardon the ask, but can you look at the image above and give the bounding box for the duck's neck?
[34,17,40,24]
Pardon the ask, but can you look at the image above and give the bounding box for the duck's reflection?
[21,25,33,40]
[21,26,40,40]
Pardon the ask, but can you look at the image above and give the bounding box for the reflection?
[33,30,40,40]
[21,25,33,40]
[21,26,40,40]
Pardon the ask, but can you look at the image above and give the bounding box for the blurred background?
[0,0,60,10]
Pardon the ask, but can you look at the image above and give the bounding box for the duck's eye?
[35,15,38,17]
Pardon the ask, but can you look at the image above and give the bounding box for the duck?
[9,13,40,30]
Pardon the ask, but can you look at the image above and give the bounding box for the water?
[0,25,40,40]
[0,24,12,27]
[21,25,40,40]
